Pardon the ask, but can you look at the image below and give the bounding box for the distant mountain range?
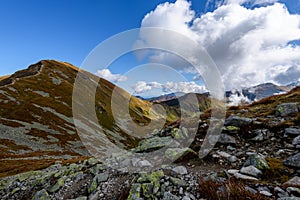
[137,82,295,105]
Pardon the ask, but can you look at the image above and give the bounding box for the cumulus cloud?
[132,81,162,93]
[132,81,207,94]
[206,0,279,10]
[95,69,127,82]
[139,0,300,89]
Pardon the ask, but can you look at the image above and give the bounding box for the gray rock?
[217,151,231,158]
[287,187,300,196]
[172,166,188,175]
[293,136,300,146]
[227,169,239,175]
[240,165,263,178]
[284,153,300,168]
[137,160,152,168]
[136,136,172,153]
[276,103,298,117]
[163,192,180,200]
[234,173,258,181]
[283,176,300,187]
[228,156,238,163]
[243,154,269,170]
[218,134,236,144]
[278,198,300,200]
[225,116,253,127]
[32,189,50,200]
[245,186,257,194]
[95,172,109,183]
[127,183,142,200]
[286,127,300,136]
[75,197,88,200]
[259,190,272,197]
[182,196,191,200]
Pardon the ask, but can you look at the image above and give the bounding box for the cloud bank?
[132,81,207,94]
[140,0,300,90]
[96,69,127,82]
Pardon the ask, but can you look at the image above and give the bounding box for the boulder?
[276,103,298,117]
[163,192,180,200]
[284,153,300,168]
[283,176,300,187]
[218,134,236,145]
[172,166,188,175]
[234,173,258,181]
[240,166,263,178]
[285,127,300,136]
[225,116,253,127]
[292,136,300,146]
[32,189,50,200]
[243,154,269,170]
[136,136,172,153]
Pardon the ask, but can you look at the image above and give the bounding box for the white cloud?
[162,81,207,93]
[95,69,127,82]
[139,0,300,89]
[132,81,162,93]
[132,80,207,94]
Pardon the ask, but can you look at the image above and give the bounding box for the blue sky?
[0,0,203,75]
[1,0,300,96]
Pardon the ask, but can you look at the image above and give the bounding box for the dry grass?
[0,156,89,178]
[0,75,10,81]
[199,178,269,200]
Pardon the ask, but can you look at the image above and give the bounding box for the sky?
[1,0,300,97]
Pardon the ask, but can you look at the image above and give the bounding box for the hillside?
[0,60,164,177]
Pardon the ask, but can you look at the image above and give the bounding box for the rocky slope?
[0,61,299,199]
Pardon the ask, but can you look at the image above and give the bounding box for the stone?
[283,176,300,187]
[75,197,88,200]
[278,198,300,200]
[32,189,51,200]
[136,136,172,153]
[169,177,186,187]
[234,173,258,181]
[225,116,253,127]
[49,177,65,193]
[182,196,191,200]
[276,103,298,117]
[165,148,196,161]
[285,127,300,136]
[227,169,239,175]
[287,187,300,196]
[240,166,263,178]
[218,134,236,145]
[217,151,231,158]
[142,183,154,198]
[284,153,300,168]
[228,156,238,163]
[88,177,98,194]
[293,136,300,146]
[163,192,180,200]
[128,183,142,200]
[137,160,152,168]
[95,172,109,183]
[259,190,272,197]
[172,166,188,175]
[243,154,269,170]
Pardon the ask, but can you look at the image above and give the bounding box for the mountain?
[287,80,300,88]
[0,60,167,177]
[226,83,291,104]
[142,92,185,103]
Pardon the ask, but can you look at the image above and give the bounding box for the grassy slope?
[0,60,166,177]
